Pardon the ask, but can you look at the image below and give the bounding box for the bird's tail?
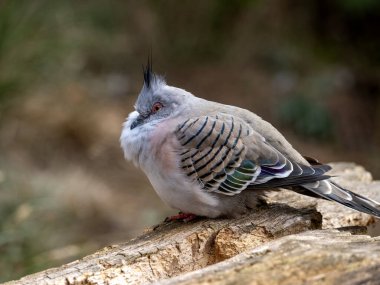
[301,180,380,218]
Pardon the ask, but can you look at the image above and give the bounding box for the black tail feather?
[302,180,380,218]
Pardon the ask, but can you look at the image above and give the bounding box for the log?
[4,163,380,285]
[160,229,380,285]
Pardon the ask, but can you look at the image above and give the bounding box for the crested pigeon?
[120,62,380,219]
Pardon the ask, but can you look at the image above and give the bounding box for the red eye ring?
[151,102,163,113]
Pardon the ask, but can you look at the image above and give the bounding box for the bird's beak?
[130,114,146,130]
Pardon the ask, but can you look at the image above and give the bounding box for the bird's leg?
[165,212,199,222]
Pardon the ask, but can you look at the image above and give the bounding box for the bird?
[120,61,380,220]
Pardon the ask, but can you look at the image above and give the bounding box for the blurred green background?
[1,0,380,282]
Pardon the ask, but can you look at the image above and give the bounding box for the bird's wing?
[174,113,330,196]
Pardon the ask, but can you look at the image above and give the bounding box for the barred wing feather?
[175,114,330,196]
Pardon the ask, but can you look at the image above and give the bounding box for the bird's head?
[130,60,194,130]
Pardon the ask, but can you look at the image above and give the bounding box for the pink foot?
[165,212,199,222]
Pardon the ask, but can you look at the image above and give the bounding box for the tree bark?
[4,163,380,285]
[160,229,380,285]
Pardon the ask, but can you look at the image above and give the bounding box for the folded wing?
[175,113,380,218]
[175,114,330,194]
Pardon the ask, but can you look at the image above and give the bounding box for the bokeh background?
[1,0,380,281]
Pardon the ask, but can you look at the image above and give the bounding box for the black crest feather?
[143,56,154,89]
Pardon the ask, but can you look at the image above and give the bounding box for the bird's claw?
[165,212,199,222]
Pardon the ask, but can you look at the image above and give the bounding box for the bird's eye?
[151,102,163,114]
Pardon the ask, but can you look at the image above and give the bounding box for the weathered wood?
[4,163,380,285]
[5,205,321,285]
[160,229,380,285]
